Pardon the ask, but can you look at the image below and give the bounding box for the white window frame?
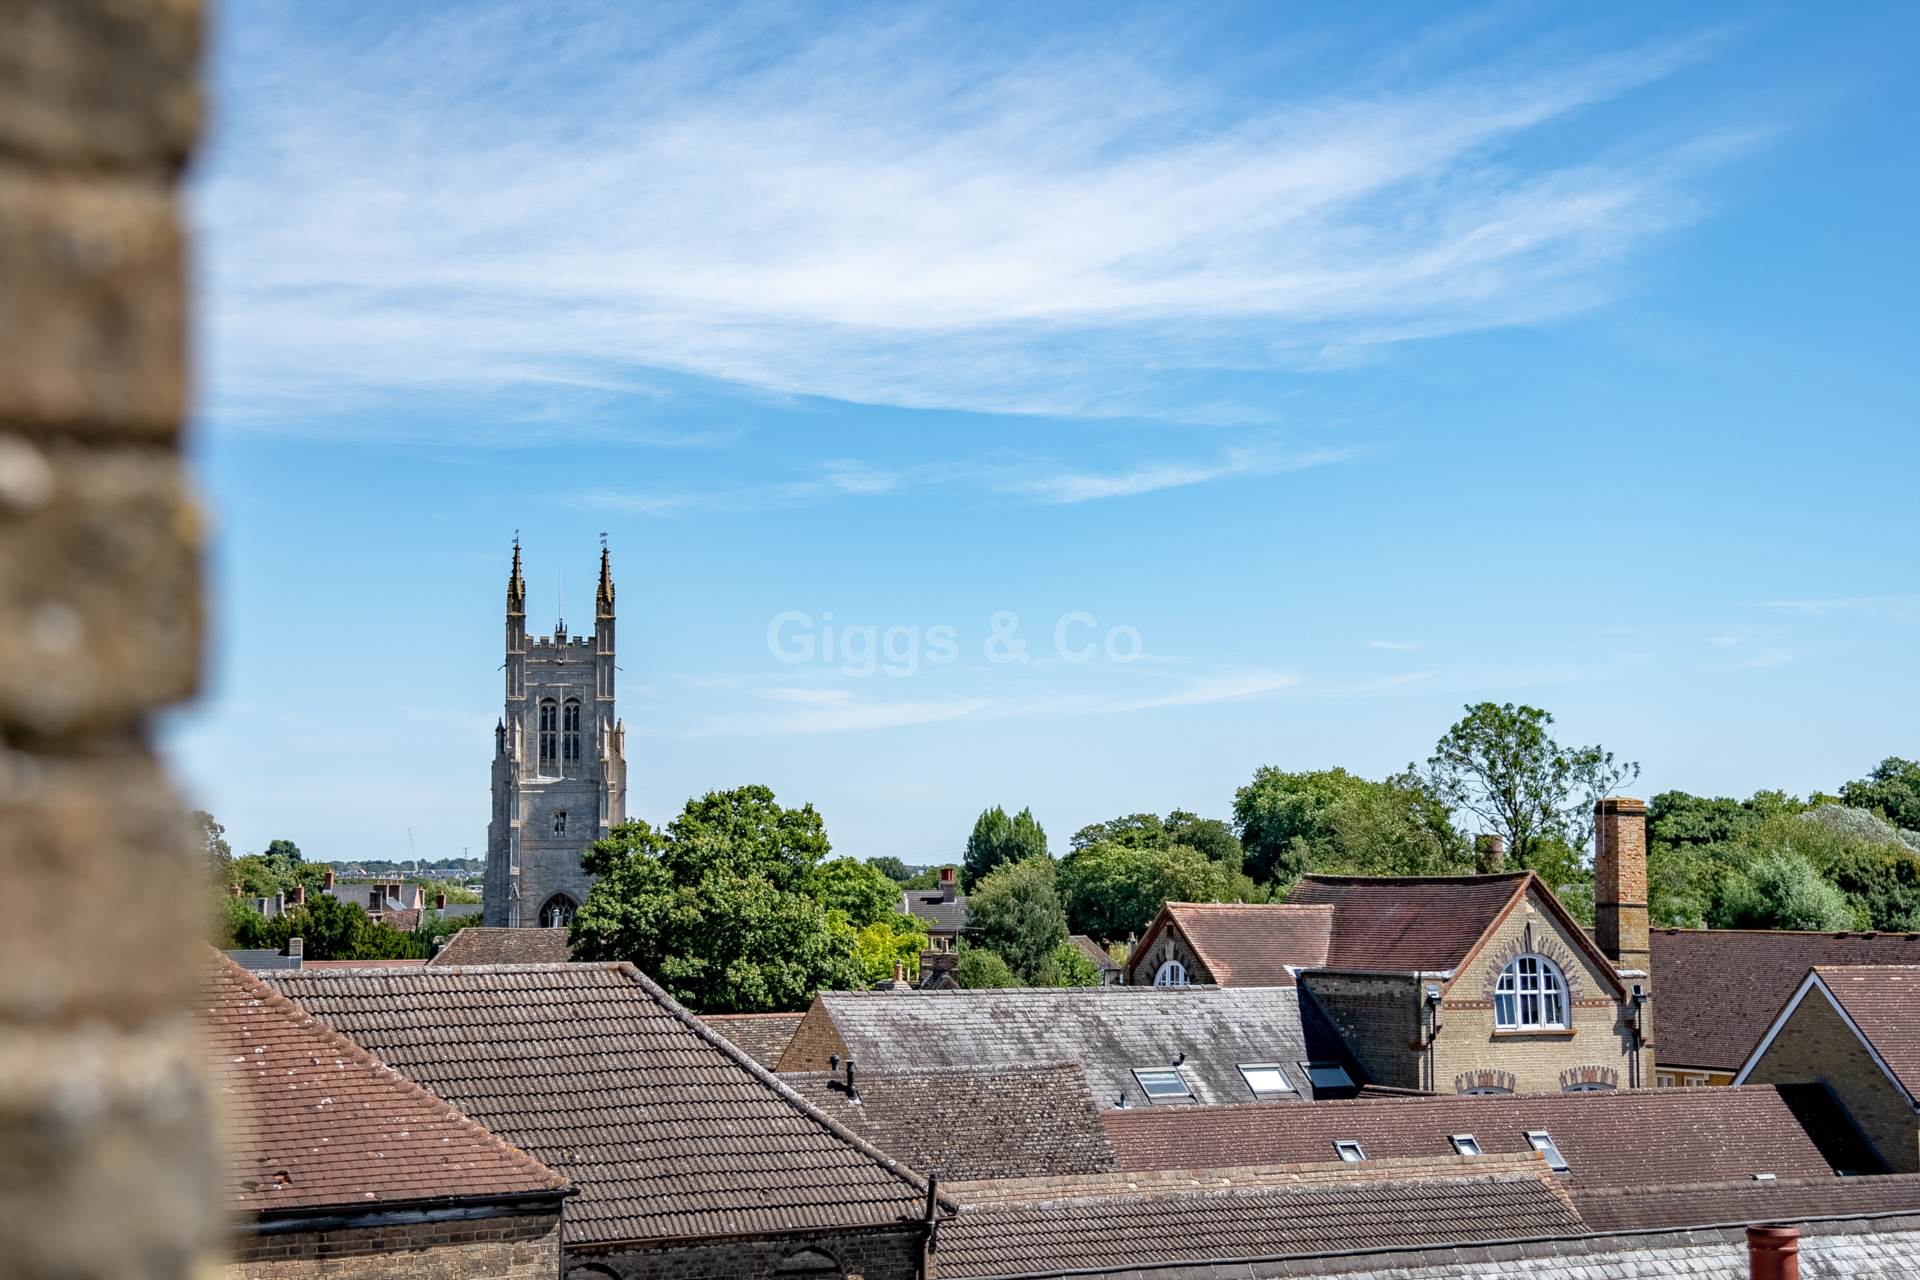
[1132,1067,1193,1102]
[1333,1140,1366,1162]
[1153,959,1188,987]
[1494,954,1570,1030]
[1301,1061,1355,1090]
[1525,1129,1569,1172]
[1238,1063,1295,1097]
[1450,1134,1481,1156]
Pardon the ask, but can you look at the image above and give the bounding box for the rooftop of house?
[1285,872,1549,973]
[202,952,566,1217]
[1653,930,1920,1073]
[263,962,929,1249]
[425,926,571,966]
[902,887,969,932]
[222,947,301,971]
[702,1011,806,1069]
[1755,965,1920,1101]
[782,1061,1117,1181]
[935,1156,1585,1279]
[1103,1083,1883,1231]
[784,984,1360,1108]
[1135,903,1335,985]
[1069,934,1120,974]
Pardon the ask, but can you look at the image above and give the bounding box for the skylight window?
[1132,1068,1193,1103]
[1450,1134,1481,1156]
[1238,1064,1295,1096]
[1333,1140,1366,1162]
[1302,1061,1354,1089]
[1525,1130,1569,1172]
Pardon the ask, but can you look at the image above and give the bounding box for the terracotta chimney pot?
[1747,1225,1799,1280]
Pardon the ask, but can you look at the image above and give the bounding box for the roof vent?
[1752,1172,1777,1182]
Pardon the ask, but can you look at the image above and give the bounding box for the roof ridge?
[208,950,569,1196]
[1658,927,1920,938]
[1297,872,1531,885]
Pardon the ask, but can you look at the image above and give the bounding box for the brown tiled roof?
[425,926,571,966]
[1572,1172,1920,1232]
[935,1161,1584,1278]
[782,1062,1116,1181]
[1810,965,1920,1099]
[1103,1084,1882,1213]
[264,963,928,1247]
[1069,934,1119,973]
[1138,903,1333,985]
[1651,928,1920,1072]
[1286,873,1532,971]
[203,952,566,1216]
[703,1011,805,1069]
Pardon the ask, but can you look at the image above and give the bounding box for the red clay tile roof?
[703,1011,806,1069]
[1286,873,1533,971]
[426,926,571,966]
[935,1163,1583,1278]
[1146,904,1333,985]
[264,962,928,1247]
[1652,928,1920,1072]
[782,1062,1117,1181]
[1103,1084,1880,1217]
[203,952,566,1216]
[1810,965,1920,1099]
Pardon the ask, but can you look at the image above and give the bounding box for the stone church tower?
[484,541,628,927]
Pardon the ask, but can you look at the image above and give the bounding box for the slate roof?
[1135,904,1334,985]
[1286,873,1535,972]
[935,1163,1584,1279]
[903,887,969,932]
[782,985,1359,1108]
[1795,965,1920,1099]
[1103,1083,1883,1221]
[203,952,566,1217]
[703,1012,805,1069]
[1651,928,1920,1072]
[223,947,300,971]
[263,962,928,1247]
[782,1062,1117,1181]
[426,926,571,966]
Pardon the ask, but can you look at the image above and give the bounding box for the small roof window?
[1333,1140,1366,1162]
[1238,1063,1295,1097]
[1525,1130,1569,1172]
[1450,1134,1481,1157]
[1133,1068,1193,1103]
[1302,1061,1354,1090]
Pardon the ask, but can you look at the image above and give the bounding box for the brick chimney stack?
[323,868,335,890]
[292,883,305,905]
[434,891,447,910]
[1474,834,1506,872]
[940,865,957,903]
[1594,797,1650,974]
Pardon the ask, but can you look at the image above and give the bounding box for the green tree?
[255,893,388,960]
[954,944,1019,989]
[261,838,303,879]
[1056,841,1250,942]
[850,916,928,985]
[1046,939,1102,987]
[1233,767,1467,887]
[1163,810,1243,866]
[964,856,1068,983]
[866,855,916,884]
[569,787,864,1013]
[1418,703,1638,868]
[813,856,902,928]
[197,810,233,885]
[1069,813,1165,852]
[1842,758,1920,833]
[1711,849,1856,931]
[901,864,954,890]
[961,805,1049,890]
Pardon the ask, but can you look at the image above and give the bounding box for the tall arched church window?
[1154,959,1187,987]
[539,894,577,928]
[1494,954,1569,1029]
[563,699,582,764]
[538,700,558,772]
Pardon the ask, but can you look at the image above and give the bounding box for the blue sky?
[172,0,1919,865]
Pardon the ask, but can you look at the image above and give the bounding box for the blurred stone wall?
[0,2,218,1276]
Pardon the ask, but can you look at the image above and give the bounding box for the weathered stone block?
[0,441,200,731]
[0,746,205,1021]
[0,173,185,434]
[0,0,202,172]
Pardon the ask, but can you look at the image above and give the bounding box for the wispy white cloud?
[1004,446,1356,504]
[1366,639,1423,652]
[194,3,1747,430]
[1761,596,1920,624]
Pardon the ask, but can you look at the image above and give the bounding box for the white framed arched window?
[1494,954,1568,1029]
[1154,959,1188,987]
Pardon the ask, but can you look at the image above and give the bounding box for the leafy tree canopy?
[964,855,1068,983]
[961,805,1049,890]
[954,944,1018,989]
[569,787,864,1013]
[1057,840,1257,942]
[1712,849,1857,931]
[1233,766,1468,887]
[1047,939,1102,987]
[865,855,917,884]
[1841,757,1920,833]
[813,856,902,929]
[850,915,928,985]
[1418,703,1638,868]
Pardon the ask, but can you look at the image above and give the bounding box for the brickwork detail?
[776,1001,852,1072]
[228,1212,562,1279]
[0,2,218,1277]
[1744,989,1920,1173]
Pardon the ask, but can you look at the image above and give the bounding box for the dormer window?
[1495,955,1568,1030]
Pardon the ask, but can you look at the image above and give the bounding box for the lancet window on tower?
[538,699,558,772]
[563,699,582,764]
